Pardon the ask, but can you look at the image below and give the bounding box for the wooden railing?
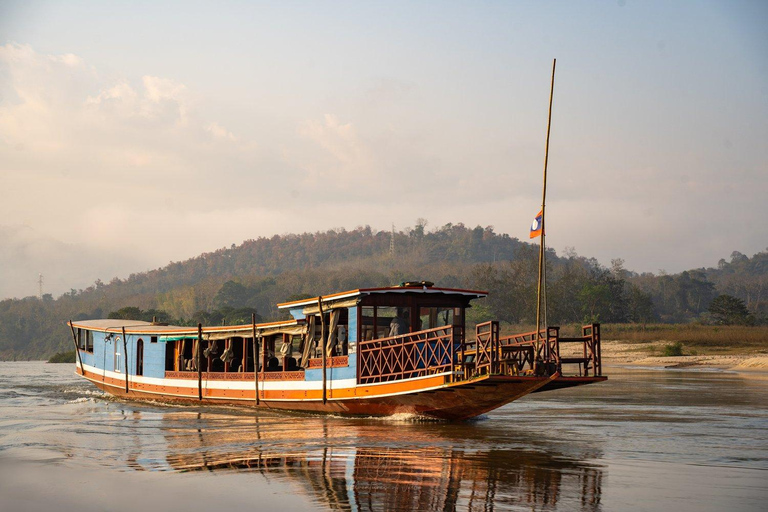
[474,321,499,376]
[356,322,602,384]
[461,323,601,378]
[556,324,602,377]
[499,326,560,365]
[357,325,458,384]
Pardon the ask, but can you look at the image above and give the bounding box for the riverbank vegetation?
[1,223,766,360]
[47,351,75,363]
[601,323,768,352]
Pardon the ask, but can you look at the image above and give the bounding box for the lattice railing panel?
[358,326,457,384]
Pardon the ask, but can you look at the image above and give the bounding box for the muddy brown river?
[1,362,766,511]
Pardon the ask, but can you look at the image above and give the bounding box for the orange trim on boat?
[78,368,452,402]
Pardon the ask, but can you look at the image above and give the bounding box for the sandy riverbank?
[599,339,768,370]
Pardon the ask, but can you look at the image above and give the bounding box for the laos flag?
[529,210,543,239]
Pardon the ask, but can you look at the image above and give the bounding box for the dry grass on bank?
[489,322,768,354]
[601,324,768,352]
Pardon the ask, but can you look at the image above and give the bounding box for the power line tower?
[389,224,395,256]
[38,273,43,300]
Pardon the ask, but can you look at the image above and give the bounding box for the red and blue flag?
[529,210,543,239]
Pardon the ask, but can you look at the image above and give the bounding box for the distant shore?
[600,339,768,371]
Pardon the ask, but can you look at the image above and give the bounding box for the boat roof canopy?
[68,284,487,336]
[68,318,302,338]
[277,284,488,310]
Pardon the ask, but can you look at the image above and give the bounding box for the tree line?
[0,223,765,359]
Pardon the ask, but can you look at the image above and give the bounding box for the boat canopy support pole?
[197,324,203,401]
[68,320,84,375]
[121,327,129,393]
[252,313,259,406]
[319,297,327,404]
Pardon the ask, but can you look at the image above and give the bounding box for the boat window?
[76,329,94,353]
[337,325,348,355]
[177,339,198,372]
[227,337,245,372]
[289,334,303,358]
[360,306,415,339]
[361,306,375,341]
[263,335,279,372]
[279,334,302,371]
[114,336,122,373]
[197,340,208,372]
[374,306,411,338]
[165,341,175,371]
[324,309,349,357]
[245,338,255,372]
[208,340,225,372]
[418,307,455,330]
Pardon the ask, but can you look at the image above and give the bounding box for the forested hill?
[91,222,525,298]
[1,223,766,360]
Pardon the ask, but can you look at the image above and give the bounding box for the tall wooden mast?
[535,59,556,359]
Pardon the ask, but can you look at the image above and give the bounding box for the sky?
[0,1,766,299]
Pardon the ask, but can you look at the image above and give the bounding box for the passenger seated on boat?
[389,308,408,337]
[267,357,279,371]
[284,356,298,371]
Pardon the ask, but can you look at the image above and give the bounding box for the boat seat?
[560,357,590,364]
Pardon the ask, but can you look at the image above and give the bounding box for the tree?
[708,295,751,325]
[627,284,654,324]
[578,282,612,323]
[213,281,251,309]
[108,306,142,320]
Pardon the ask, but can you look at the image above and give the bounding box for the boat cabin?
[70,283,486,383]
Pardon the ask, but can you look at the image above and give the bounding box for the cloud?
[141,75,189,125]
[0,43,274,198]
[52,53,83,67]
[296,114,375,186]
[206,121,238,141]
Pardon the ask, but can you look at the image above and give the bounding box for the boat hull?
[80,367,558,421]
[533,375,608,393]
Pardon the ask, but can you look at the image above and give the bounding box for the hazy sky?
[1,1,766,298]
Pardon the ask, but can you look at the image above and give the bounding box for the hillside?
[1,224,765,360]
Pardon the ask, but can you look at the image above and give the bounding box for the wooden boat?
[69,282,605,420]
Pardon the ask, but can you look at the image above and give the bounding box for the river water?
[0,362,766,511]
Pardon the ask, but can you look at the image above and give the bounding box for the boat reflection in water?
[129,409,603,511]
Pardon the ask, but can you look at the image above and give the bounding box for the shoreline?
[599,339,768,372]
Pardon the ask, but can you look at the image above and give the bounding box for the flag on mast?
[529,210,543,239]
